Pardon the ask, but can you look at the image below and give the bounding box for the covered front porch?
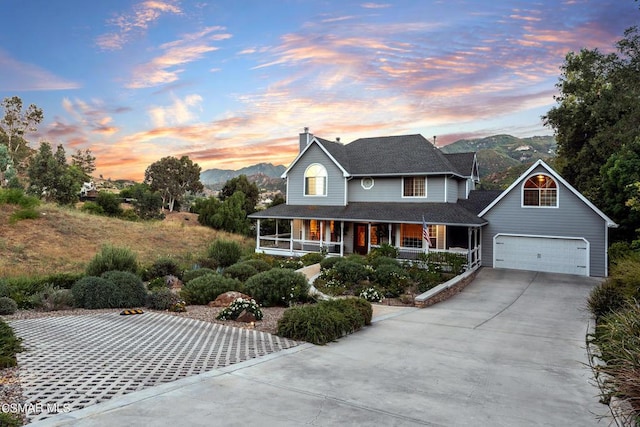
[255,218,482,269]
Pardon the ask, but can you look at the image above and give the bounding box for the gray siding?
[347,176,446,202]
[458,180,468,199]
[287,144,346,206]
[481,165,608,276]
[446,177,458,202]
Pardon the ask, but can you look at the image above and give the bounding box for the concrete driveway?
[33,268,608,426]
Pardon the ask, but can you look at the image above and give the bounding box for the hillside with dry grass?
[0,205,252,278]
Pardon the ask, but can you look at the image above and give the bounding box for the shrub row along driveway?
[28,268,606,427]
[10,312,298,423]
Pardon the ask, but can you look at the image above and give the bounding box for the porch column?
[320,220,324,250]
[340,221,344,256]
[367,223,372,253]
[256,219,261,251]
[275,220,279,246]
[289,220,294,254]
[467,227,473,269]
[388,223,392,244]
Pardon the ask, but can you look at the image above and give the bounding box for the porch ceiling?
[249,202,487,227]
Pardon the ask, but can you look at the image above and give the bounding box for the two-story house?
[249,129,616,277]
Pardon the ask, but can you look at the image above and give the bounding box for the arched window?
[523,174,557,207]
[304,163,327,196]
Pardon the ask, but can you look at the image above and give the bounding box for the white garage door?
[494,235,589,276]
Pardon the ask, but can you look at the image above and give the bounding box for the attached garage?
[493,234,589,276]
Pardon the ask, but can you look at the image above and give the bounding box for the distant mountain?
[200,162,286,192]
[440,134,556,187]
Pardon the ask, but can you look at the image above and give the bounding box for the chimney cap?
[336,137,341,143]
[304,126,309,133]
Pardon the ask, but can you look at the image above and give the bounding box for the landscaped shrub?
[243,268,310,307]
[333,260,369,286]
[373,264,409,298]
[244,252,277,267]
[320,256,341,271]
[179,274,241,305]
[0,413,22,427]
[143,257,182,281]
[590,303,640,419]
[587,280,631,321]
[207,239,243,268]
[239,258,272,273]
[0,279,9,298]
[72,276,119,309]
[182,268,216,284]
[40,272,85,289]
[0,319,23,368]
[86,245,138,276]
[100,270,147,308]
[95,191,123,217]
[276,299,371,344]
[419,252,467,275]
[368,256,399,269]
[368,243,399,259]
[29,285,74,311]
[278,257,304,270]
[342,297,373,325]
[216,298,263,321]
[300,253,325,266]
[223,262,258,282]
[146,288,181,310]
[359,287,384,303]
[0,188,39,208]
[0,297,18,315]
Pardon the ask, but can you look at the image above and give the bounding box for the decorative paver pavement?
[10,312,299,423]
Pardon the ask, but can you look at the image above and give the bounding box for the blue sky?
[0,0,637,180]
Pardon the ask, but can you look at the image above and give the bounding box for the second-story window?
[305,163,327,196]
[403,177,426,197]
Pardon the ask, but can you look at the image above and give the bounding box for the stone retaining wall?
[414,267,480,308]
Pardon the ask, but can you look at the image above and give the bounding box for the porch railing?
[258,234,342,255]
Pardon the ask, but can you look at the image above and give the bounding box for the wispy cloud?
[126,26,231,89]
[0,49,80,91]
[148,94,203,127]
[360,2,391,8]
[96,0,182,50]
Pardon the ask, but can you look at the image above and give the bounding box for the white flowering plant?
[216,297,264,321]
[359,287,383,303]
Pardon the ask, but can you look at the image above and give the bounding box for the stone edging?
[414,267,480,308]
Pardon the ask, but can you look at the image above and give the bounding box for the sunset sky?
[0,0,637,181]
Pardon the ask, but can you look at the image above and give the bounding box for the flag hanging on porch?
[422,215,431,247]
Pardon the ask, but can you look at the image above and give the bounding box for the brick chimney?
[299,127,313,151]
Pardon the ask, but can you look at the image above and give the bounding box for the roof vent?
[336,137,341,143]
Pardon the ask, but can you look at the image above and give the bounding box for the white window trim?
[304,163,328,197]
[521,173,559,208]
[361,177,374,190]
[401,176,427,199]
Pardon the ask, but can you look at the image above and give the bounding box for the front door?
[354,223,368,255]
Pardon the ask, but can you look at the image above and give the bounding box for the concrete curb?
[414,267,480,308]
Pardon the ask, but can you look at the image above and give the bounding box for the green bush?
[244,252,276,267]
[368,256,399,269]
[86,245,138,276]
[276,299,371,345]
[29,285,74,311]
[0,297,18,315]
[143,257,182,281]
[223,262,258,282]
[72,276,118,309]
[243,268,310,307]
[419,252,467,275]
[179,274,241,305]
[80,201,105,215]
[0,188,39,208]
[373,264,409,298]
[100,270,147,308]
[182,268,216,284]
[207,239,243,268]
[320,256,341,271]
[147,277,168,291]
[9,207,39,223]
[591,303,640,418]
[277,257,304,269]
[343,297,373,325]
[588,280,631,321]
[0,413,22,427]
[333,260,369,286]
[0,319,23,368]
[368,243,399,259]
[40,272,85,289]
[0,279,9,298]
[300,253,325,266]
[146,288,181,310]
[239,258,272,273]
[95,191,123,216]
[216,297,263,321]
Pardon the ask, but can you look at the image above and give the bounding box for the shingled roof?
[250,201,487,226]
[443,152,477,177]
[309,134,465,176]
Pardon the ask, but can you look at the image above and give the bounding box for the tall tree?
[144,155,203,212]
[71,148,96,178]
[27,142,80,205]
[219,174,260,214]
[0,96,43,164]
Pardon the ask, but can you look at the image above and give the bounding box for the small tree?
[71,148,96,180]
[0,96,43,165]
[27,142,80,205]
[219,175,260,215]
